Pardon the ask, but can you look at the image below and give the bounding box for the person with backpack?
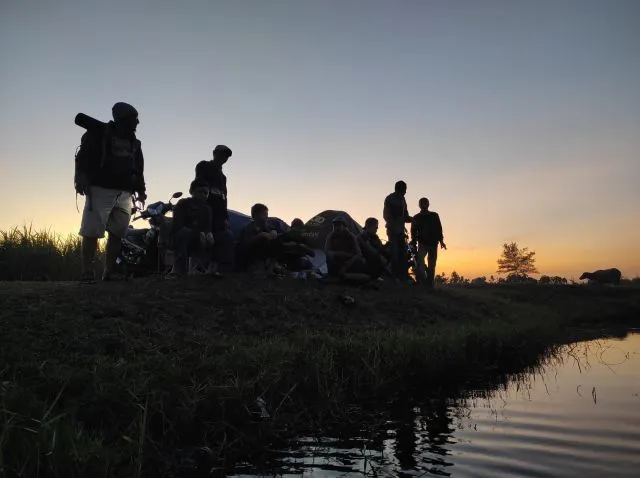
[410,197,447,288]
[74,102,146,282]
[194,145,234,275]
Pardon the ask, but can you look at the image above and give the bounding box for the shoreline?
[1,278,639,476]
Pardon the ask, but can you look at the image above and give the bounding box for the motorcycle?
[116,191,183,277]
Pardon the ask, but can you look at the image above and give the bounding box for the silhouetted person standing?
[411,197,446,288]
[195,145,234,274]
[75,102,146,282]
[383,180,412,281]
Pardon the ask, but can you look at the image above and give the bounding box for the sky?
[1,0,639,279]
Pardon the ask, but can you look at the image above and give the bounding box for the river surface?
[230,331,640,477]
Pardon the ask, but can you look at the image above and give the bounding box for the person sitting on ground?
[325,216,368,281]
[237,203,283,275]
[168,178,214,277]
[358,217,390,279]
[279,217,315,272]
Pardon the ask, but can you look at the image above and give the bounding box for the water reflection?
[230,331,640,477]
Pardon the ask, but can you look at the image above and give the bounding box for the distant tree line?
[433,242,639,286]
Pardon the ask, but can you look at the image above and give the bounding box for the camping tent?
[300,210,363,250]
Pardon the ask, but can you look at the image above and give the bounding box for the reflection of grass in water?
[0,279,639,476]
[468,336,639,423]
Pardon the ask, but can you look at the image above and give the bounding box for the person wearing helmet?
[194,145,234,274]
[75,101,147,283]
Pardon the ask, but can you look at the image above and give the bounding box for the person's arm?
[357,235,372,255]
[324,232,334,253]
[171,199,186,237]
[410,216,418,246]
[222,174,229,220]
[241,224,270,247]
[436,213,446,249]
[383,197,392,225]
[134,145,146,200]
[435,213,443,242]
[351,232,363,257]
[404,199,412,223]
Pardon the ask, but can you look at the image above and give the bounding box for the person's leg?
[391,234,407,280]
[78,186,111,281]
[399,236,409,280]
[171,227,195,275]
[426,245,438,288]
[210,230,235,274]
[415,245,427,283]
[388,235,399,278]
[102,196,133,280]
[243,238,271,275]
[102,232,122,278]
[326,251,347,278]
[81,237,99,281]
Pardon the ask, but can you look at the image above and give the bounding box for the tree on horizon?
[497,242,539,276]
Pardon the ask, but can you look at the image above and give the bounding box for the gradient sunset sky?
[1,0,638,279]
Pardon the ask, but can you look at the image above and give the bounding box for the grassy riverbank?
[1,278,639,477]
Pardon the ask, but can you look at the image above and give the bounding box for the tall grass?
[0,225,104,281]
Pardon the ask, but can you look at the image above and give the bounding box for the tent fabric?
[300,210,363,250]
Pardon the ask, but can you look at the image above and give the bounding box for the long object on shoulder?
[74,113,106,130]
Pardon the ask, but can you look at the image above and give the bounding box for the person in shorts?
[75,102,147,282]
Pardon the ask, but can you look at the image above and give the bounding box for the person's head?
[394,180,407,196]
[291,218,304,231]
[112,102,139,133]
[251,203,269,224]
[364,217,379,233]
[189,178,210,202]
[212,145,232,166]
[332,215,347,232]
[419,197,430,211]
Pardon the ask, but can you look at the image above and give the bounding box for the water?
[231,332,640,477]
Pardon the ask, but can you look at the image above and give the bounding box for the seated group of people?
[167,178,316,278]
[167,178,392,281]
[325,216,391,281]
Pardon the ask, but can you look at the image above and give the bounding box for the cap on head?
[213,145,232,157]
[112,102,138,122]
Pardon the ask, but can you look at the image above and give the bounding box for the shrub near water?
[0,226,104,281]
